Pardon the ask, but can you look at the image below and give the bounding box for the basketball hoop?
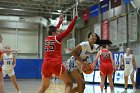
[64,48,71,54]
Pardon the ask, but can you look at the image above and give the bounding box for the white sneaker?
[133,87,136,92]
[18,91,21,93]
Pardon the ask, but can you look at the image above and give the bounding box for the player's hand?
[113,66,116,73]
[118,66,120,70]
[134,66,137,70]
[8,67,14,71]
[59,15,64,22]
[75,1,78,17]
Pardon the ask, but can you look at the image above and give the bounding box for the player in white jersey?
[0,46,21,93]
[118,48,137,91]
[66,32,100,93]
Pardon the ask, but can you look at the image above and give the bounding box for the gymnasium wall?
[0,16,72,79]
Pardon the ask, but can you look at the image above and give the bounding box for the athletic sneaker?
[133,87,136,92]
[124,88,127,92]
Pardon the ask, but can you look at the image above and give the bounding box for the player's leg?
[124,69,129,90]
[57,70,73,93]
[0,69,4,93]
[100,63,107,92]
[100,75,106,92]
[38,61,52,93]
[108,74,114,91]
[107,63,114,91]
[70,69,85,93]
[66,58,85,93]
[124,75,128,90]
[38,76,51,93]
[52,62,72,93]
[9,75,21,93]
[104,75,107,89]
[130,70,136,90]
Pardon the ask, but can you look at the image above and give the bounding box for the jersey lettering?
[45,40,55,51]
[101,52,110,58]
[7,61,11,65]
[125,58,131,64]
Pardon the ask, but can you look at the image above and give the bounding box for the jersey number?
[45,40,55,51]
[7,61,11,65]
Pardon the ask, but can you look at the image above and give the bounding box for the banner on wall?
[94,24,101,38]
[113,52,124,67]
[109,18,118,45]
[100,0,109,13]
[82,9,89,22]
[111,0,121,9]
[123,0,133,4]
[90,4,99,18]
[118,15,127,44]
[128,12,137,42]
[101,19,109,40]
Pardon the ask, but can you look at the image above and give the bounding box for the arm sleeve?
[56,21,63,29]
[56,16,78,42]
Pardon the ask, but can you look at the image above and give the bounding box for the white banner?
[110,19,118,45]
[118,16,127,44]
[94,24,101,38]
[128,13,137,42]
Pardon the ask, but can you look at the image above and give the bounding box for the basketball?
[82,62,94,74]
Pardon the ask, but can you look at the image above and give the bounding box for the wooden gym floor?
[4,79,140,93]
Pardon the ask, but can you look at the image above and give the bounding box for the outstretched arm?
[92,51,100,67]
[56,16,78,42]
[56,15,64,29]
[118,56,124,70]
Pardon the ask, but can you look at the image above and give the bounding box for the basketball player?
[0,34,4,93]
[118,48,137,91]
[0,46,21,93]
[93,40,115,93]
[66,32,100,93]
[38,14,78,93]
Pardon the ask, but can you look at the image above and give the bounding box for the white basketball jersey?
[124,53,133,69]
[71,41,95,63]
[3,53,13,66]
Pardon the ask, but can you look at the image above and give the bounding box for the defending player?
[118,48,137,92]
[0,46,21,93]
[38,13,78,93]
[93,40,115,93]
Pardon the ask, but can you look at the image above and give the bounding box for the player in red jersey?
[93,40,115,93]
[0,34,4,93]
[38,14,78,93]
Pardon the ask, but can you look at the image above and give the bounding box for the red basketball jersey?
[44,36,62,60]
[99,49,111,63]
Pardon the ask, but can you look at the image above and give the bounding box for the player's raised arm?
[56,15,78,42]
[56,15,64,29]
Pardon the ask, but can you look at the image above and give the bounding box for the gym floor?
[4,79,140,93]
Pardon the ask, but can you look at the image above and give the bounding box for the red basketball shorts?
[42,59,65,78]
[100,62,113,76]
